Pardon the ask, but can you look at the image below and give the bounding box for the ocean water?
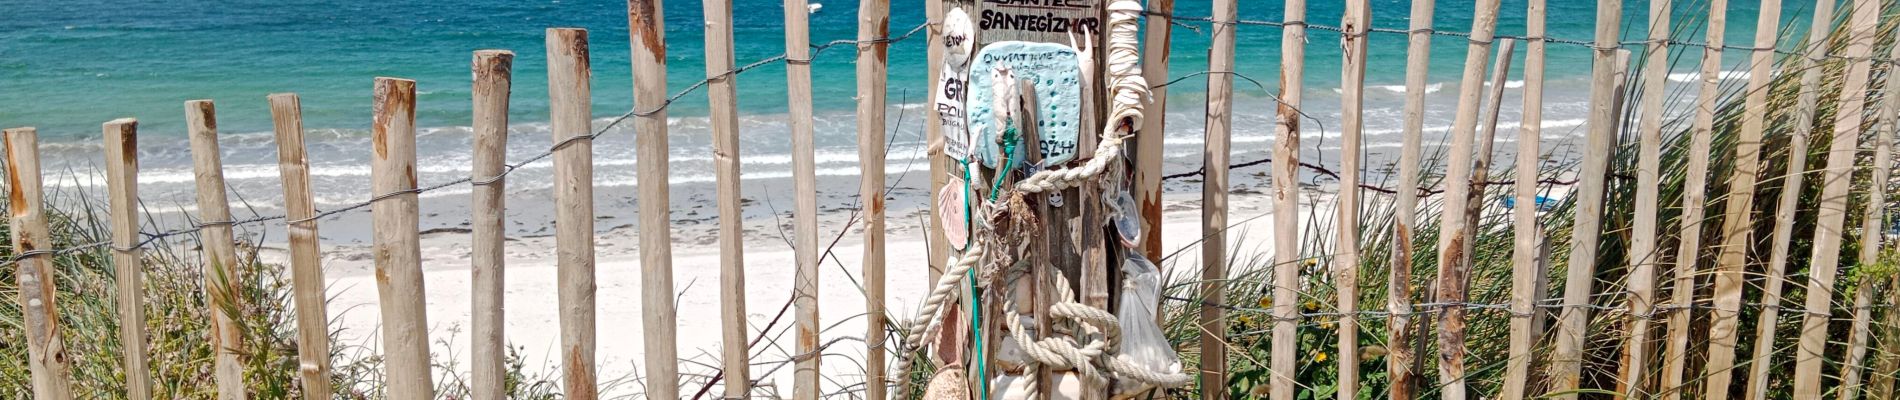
[0,0,1820,221]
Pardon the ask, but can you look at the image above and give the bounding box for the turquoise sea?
[0,0,1824,226]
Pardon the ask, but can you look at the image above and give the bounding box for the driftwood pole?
[1624,0,1670,394]
[1794,0,1879,396]
[1703,0,1779,396]
[369,77,434,399]
[1136,0,1172,264]
[1502,1,1547,398]
[185,100,249,400]
[1269,0,1306,398]
[698,0,752,395]
[1200,0,1237,397]
[468,50,513,400]
[267,94,334,400]
[856,0,890,397]
[102,118,152,400]
[625,1,680,398]
[1335,0,1368,397]
[1389,1,1435,397]
[1746,2,1835,399]
[4,127,74,400]
[1432,1,1501,398]
[1549,0,1624,396]
[779,0,821,398]
[546,28,600,400]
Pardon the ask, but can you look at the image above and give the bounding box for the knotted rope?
[896,0,1190,395]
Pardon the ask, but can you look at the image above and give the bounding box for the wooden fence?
[3,0,1900,399]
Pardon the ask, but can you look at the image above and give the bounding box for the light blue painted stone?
[966,41,1082,168]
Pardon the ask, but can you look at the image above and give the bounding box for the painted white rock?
[967,41,1082,168]
[922,367,971,400]
[937,8,976,161]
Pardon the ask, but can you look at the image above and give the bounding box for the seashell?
[939,177,970,251]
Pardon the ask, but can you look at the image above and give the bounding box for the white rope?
[1014,0,1150,194]
[896,0,1188,395]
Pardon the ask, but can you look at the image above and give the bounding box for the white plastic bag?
[1113,252,1183,393]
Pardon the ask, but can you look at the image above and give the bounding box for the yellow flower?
[1319,319,1336,330]
[1314,352,1329,362]
[1303,300,1320,312]
[1257,297,1272,309]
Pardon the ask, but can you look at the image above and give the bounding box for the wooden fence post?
[185,100,249,400]
[1432,1,1501,398]
[102,118,153,400]
[1335,0,1368,397]
[1860,29,1900,399]
[1503,1,1549,398]
[369,77,434,399]
[1703,0,1780,396]
[1389,1,1436,397]
[1549,0,1624,395]
[468,50,513,400]
[1624,0,1670,394]
[778,0,820,397]
[1839,21,1900,400]
[1136,0,1172,264]
[1200,0,1237,397]
[925,0,949,286]
[1662,2,1727,396]
[267,94,335,400]
[697,0,753,395]
[5,127,75,400]
[1795,0,1880,395]
[856,0,890,397]
[546,28,600,400]
[1269,0,1306,398]
[1746,1,1835,398]
[625,2,680,398]
[6,127,75,400]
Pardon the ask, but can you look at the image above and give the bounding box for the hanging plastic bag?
[1113,251,1183,395]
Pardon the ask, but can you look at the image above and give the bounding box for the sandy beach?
[259,185,1289,397]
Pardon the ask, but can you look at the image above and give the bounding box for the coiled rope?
[896,0,1189,396]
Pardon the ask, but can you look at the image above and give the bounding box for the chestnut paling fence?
[3,0,1900,399]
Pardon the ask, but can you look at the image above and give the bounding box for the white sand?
[304,191,1292,398]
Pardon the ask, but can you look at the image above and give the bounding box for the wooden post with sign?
[967,0,1111,398]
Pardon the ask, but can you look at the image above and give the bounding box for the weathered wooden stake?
[925,0,949,291]
[1859,28,1900,400]
[546,28,600,400]
[1662,2,1726,397]
[1136,0,1172,264]
[1702,0,1779,396]
[268,94,335,400]
[1335,0,1368,397]
[777,0,821,398]
[468,50,512,400]
[1624,0,1671,394]
[1549,0,1624,394]
[699,0,752,395]
[370,77,434,399]
[1745,2,1835,399]
[625,1,680,397]
[1389,1,1436,397]
[102,118,153,400]
[1502,1,1547,398]
[1200,0,1237,397]
[856,0,890,397]
[4,127,74,400]
[186,100,249,400]
[1269,0,1306,398]
[1432,2,1501,397]
[1795,0,1879,395]
[1839,22,1900,400]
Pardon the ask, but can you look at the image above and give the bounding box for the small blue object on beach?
[1501,195,1557,212]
